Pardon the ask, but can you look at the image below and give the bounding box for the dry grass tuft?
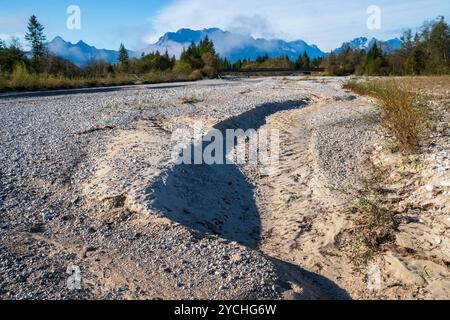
[179,96,204,105]
[354,192,398,250]
[347,167,400,271]
[344,79,428,154]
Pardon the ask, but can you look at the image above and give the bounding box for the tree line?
[0,15,224,85]
[1,15,449,91]
[226,52,323,71]
[1,14,322,85]
[323,16,450,76]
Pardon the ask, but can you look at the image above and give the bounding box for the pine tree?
[324,51,337,75]
[25,15,46,64]
[221,58,231,69]
[234,59,243,70]
[199,36,216,56]
[302,51,311,69]
[406,33,426,75]
[427,16,450,73]
[410,47,426,75]
[364,43,383,75]
[311,56,324,68]
[401,29,414,52]
[181,41,202,69]
[295,54,304,69]
[117,44,129,70]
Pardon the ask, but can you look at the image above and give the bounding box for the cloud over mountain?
[145,0,447,51]
[144,28,325,62]
[46,29,403,67]
[335,37,402,53]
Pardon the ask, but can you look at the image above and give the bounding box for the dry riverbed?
[0,77,448,300]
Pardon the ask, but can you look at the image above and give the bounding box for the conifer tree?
[118,44,129,70]
[25,15,46,65]
[302,51,311,69]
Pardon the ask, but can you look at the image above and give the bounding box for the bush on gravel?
[344,79,428,154]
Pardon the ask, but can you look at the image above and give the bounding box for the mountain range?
[143,28,325,62]
[46,36,137,67]
[336,37,402,54]
[46,28,403,67]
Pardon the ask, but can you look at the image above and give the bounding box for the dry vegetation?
[344,78,431,154]
[348,165,400,270]
[344,76,449,271]
[0,64,203,92]
[179,96,204,105]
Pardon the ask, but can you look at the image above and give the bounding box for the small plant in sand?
[348,180,399,272]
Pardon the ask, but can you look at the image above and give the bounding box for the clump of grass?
[349,236,374,273]
[348,181,399,272]
[355,193,398,249]
[344,79,427,154]
[239,89,252,95]
[179,96,203,105]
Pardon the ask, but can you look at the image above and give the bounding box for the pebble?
[440,181,450,187]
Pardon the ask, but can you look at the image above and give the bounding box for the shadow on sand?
[147,98,351,299]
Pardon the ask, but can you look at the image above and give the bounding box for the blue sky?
[1,0,449,51]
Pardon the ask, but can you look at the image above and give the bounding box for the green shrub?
[10,62,33,89]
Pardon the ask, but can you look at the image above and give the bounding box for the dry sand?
[1,77,448,299]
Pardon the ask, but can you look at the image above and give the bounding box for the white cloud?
[228,15,277,39]
[0,33,24,41]
[146,0,449,51]
[0,14,27,43]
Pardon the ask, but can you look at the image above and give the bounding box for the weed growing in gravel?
[344,157,402,272]
[347,184,398,272]
[349,235,374,274]
[355,192,398,249]
[344,79,428,154]
[180,96,204,105]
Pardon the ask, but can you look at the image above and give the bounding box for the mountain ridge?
[46,37,137,67]
[336,36,402,54]
[46,28,403,67]
[144,28,326,62]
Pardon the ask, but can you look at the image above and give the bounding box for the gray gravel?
[0,77,355,300]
